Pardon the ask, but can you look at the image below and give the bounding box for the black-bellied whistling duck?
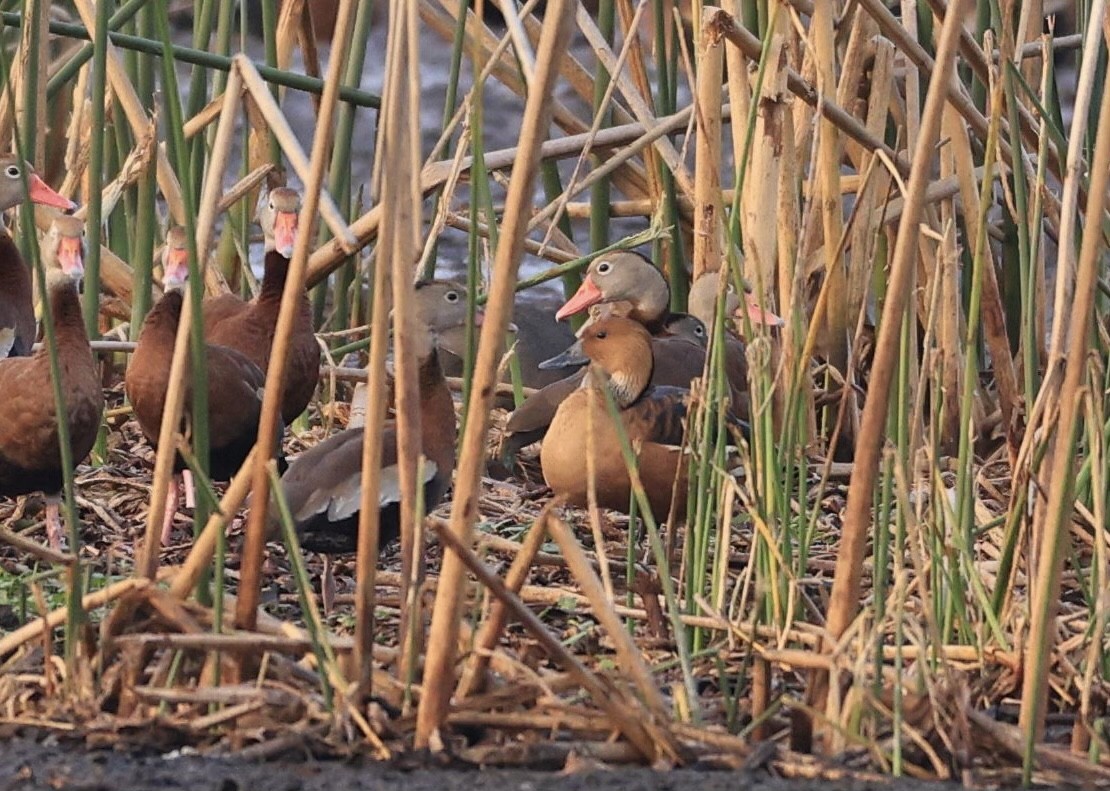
[272,279,474,613]
[126,227,283,547]
[0,155,76,358]
[500,305,710,463]
[539,316,694,522]
[203,187,320,423]
[0,216,102,550]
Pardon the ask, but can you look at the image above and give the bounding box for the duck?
[0,156,76,358]
[437,291,576,391]
[0,216,102,550]
[126,227,283,547]
[272,279,473,613]
[203,187,320,424]
[499,306,712,464]
[539,316,695,522]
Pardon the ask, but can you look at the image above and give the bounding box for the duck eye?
[726,283,736,294]
[695,325,705,336]
[444,290,459,303]
[595,330,607,339]
[5,165,19,178]
[595,260,611,275]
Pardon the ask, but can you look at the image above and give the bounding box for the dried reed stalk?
[691,9,726,279]
[813,0,970,740]
[415,0,576,746]
[235,0,357,632]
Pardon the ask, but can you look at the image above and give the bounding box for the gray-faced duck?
[0,156,76,358]
[126,227,284,548]
[539,316,698,522]
[0,217,102,550]
[203,188,320,424]
[271,280,474,612]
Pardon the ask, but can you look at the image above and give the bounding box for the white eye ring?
[444,290,460,303]
[595,260,611,275]
[5,165,19,178]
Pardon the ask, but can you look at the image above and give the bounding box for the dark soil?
[0,736,968,791]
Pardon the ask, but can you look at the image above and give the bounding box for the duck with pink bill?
[0,155,77,359]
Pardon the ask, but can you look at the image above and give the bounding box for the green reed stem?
[82,0,111,340]
[3,11,382,109]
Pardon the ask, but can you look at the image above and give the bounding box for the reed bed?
[0,0,1107,787]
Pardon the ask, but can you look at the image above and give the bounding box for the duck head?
[0,155,75,213]
[42,215,86,290]
[540,316,654,408]
[687,270,784,331]
[161,226,190,290]
[555,251,669,323]
[661,313,707,347]
[410,279,485,360]
[259,187,301,258]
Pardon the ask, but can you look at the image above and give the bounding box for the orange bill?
[29,175,76,211]
[554,276,603,321]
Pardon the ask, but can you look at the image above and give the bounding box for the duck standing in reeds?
[272,280,474,613]
[0,217,102,550]
[539,316,695,522]
[126,227,283,547]
[203,187,320,424]
[0,156,77,358]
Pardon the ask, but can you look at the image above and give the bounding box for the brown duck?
[0,216,102,549]
[539,316,695,522]
[203,187,320,423]
[0,156,76,358]
[500,306,710,462]
[127,227,284,546]
[272,279,474,612]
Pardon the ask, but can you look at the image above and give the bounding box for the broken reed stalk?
[428,518,668,762]
[812,0,970,736]
[692,9,725,280]
[1017,69,1110,777]
[455,507,554,699]
[235,0,357,633]
[414,0,576,746]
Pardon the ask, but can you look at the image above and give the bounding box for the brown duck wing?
[505,368,584,435]
[622,386,690,446]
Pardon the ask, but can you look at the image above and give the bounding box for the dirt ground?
[0,736,970,791]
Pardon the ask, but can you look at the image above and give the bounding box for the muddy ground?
[0,736,975,791]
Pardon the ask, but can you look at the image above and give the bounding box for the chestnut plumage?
[0,216,101,550]
[203,187,320,423]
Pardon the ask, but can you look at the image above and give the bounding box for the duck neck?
[586,362,650,409]
[45,280,90,348]
[144,289,185,345]
[259,250,291,300]
[630,274,671,332]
